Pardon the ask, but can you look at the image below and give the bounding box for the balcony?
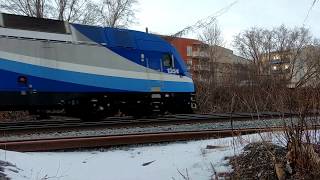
[192,65,211,71]
[191,51,209,58]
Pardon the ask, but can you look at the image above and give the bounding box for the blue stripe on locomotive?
[71,24,191,77]
[0,58,195,92]
[0,68,119,92]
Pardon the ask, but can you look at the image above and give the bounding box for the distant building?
[163,36,250,86]
[261,46,320,87]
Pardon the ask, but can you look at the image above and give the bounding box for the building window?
[272,65,278,71]
[187,46,192,56]
[273,54,280,60]
[187,59,192,66]
[284,64,290,70]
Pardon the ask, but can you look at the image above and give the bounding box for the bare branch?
[0,0,105,25]
[100,0,138,28]
[233,25,317,87]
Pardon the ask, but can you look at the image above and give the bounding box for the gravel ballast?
[0,117,319,142]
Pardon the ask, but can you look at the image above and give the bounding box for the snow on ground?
[0,132,285,180]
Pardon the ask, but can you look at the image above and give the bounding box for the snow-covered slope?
[0,133,280,180]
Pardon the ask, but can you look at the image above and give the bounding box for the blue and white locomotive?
[0,13,196,118]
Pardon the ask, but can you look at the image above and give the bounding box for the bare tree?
[294,40,320,87]
[78,2,103,25]
[233,27,272,76]
[198,21,224,84]
[199,22,224,47]
[52,0,83,21]
[0,0,49,18]
[0,0,137,27]
[194,21,227,112]
[0,0,96,23]
[99,0,138,28]
[233,25,318,87]
[50,0,102,24]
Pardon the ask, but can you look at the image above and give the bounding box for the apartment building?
[163,36,250,86]
[257,45,320,88]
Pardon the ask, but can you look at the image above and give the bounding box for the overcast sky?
[130,0,320,49]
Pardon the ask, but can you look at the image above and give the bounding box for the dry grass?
[195,74,320,178]
[196,78,320,114]
[229,142,287,179]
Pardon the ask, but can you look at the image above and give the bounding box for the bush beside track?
[0,111,30,122]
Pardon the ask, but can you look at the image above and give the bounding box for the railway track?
[0,112,293,131]
[0,112,312,152]
[0,127,287,152]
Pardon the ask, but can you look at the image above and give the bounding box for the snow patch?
[0,132,279,180]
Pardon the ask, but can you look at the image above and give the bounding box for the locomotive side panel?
[0,13,196,115]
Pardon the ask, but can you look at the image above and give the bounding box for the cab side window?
[163,54,174,68]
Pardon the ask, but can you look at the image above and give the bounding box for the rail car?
[0,13,196,118]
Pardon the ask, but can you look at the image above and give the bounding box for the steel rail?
[0,112,293,131]
[0,127,286,152]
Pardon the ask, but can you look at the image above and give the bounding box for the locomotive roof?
[72,23,173,53]
[0,13,173,53]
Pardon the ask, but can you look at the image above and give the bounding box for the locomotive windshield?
[163,54,174,67]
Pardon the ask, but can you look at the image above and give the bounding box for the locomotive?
[0,13,196,118]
